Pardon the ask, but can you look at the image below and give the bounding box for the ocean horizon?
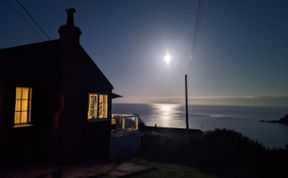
[112,103,288,149]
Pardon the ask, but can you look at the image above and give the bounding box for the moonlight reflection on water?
[150,103,183,127]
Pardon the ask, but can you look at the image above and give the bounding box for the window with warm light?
[88,93,108,120]
[14,87,32,126]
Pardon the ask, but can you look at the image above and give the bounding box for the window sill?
[13,124,34,128]
[87,119,108,123]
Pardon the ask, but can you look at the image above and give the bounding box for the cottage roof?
[0,8,114,89]
[0,39,114,89]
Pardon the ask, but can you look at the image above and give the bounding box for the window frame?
[14,87,33,127]
[87,93,108,120]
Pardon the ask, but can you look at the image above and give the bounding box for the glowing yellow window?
[88,94,98,119]
[87,93,108,120]
[14,87,32,126]
[99,95,108,118]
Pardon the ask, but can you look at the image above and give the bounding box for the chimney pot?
[66,8,76,26]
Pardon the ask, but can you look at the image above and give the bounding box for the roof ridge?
[0,39,60,51]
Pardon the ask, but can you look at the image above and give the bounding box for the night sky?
[1,0,288,105]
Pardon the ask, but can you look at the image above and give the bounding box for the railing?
[111,114,139,132]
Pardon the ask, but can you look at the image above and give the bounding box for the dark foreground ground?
[1,127,288,178]
[0,160,153,178]
[127,161,217,178]
[0,158,218,178]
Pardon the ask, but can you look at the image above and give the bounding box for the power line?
[15,0,51,40]
[193,0,205,48]
[191,0,205,59]
[5,0,44,40]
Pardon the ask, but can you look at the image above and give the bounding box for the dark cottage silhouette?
[0,8,120,162]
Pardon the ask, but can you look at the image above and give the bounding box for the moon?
[163,53,171,66]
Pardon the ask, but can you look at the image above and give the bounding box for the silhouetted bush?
[140,127,288,178]
[199,129,265,165]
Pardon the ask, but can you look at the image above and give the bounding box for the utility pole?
[185,74,189,129]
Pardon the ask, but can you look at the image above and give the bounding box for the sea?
[112,103,288,149]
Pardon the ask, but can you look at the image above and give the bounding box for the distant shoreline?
[260,114,288,126]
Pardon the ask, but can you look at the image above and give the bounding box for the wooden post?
[185,74,189,129]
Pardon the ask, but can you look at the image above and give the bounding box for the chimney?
[66,8,76,26]
[58,8,81,44]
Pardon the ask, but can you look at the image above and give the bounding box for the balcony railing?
[111,114,139,132]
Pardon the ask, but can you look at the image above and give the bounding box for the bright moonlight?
[163,52,172,66]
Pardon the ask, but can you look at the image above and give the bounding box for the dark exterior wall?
[0,40,114,162]
[0,41,63,161]
[55,43,113,160]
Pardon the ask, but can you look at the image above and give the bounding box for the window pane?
[88,110,93,119]
[93,95,98,118]
[99,95,108,118]
[21,111,28,123]
[103,95,108,118]
[92,109,97,119]
[89,95,94,109]
[88,94,98,119]
[22,88,29,99]
[14,112,21,124]
[21,100,28,110]
[16,88,22,99]
[15,100,21,111]
[98,95,103,118]
[88,96,93,111]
